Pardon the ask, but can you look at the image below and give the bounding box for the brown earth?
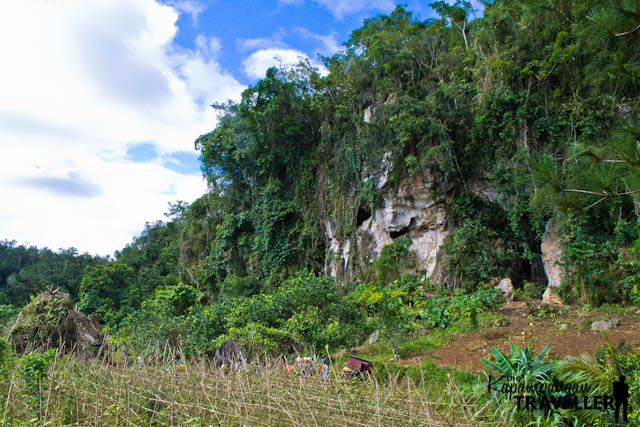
[426,301,640,372]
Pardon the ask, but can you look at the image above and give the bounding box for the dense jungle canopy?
[1,0,640,356]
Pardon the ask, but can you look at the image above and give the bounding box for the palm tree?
[554,332,619,426]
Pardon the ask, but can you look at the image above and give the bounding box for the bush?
[117,284,199,349]
[126,272,367,356]
[418,288,502,330]
[0,304,19,330]
[441,220,515,291]
[9,290,103,358]
[373,237,415,285]
[19,348,56,416]
[350,282,417,360]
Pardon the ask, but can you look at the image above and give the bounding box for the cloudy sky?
[0,0,479,257]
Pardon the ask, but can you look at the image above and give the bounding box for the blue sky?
[166,0,441,84]
[0,0,480,256]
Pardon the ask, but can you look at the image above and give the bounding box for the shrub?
[441,220,514,291]
[19,348,56,416]
[373,237,415,285]
[9,290,103,357]
[418,288,501,330]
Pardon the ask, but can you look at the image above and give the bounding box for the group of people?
[286,356,329,380]
[120,348,144,367]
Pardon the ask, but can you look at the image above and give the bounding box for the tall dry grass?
[0,346,512,426]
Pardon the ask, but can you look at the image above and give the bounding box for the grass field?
[0,345,512,426]
[4,303,636,425]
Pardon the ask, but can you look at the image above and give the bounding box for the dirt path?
[426,302,640,372]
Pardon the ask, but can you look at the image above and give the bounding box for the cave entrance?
[389,227,410,239]
[356,205,372,226]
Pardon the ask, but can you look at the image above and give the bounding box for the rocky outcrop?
[542,287,563,305]
[591,319,619,330]
[541,220,564,302]
[541,221,564,287]
[358,173,448,277]
[9,290,105,359]
[494,278,514,302]
[468,175,499,203]
[325,171,449,282]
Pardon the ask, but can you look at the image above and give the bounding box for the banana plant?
[482,343,554,392]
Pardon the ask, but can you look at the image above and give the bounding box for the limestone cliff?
[324,170,449,284]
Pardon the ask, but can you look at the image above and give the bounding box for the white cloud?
[195,34,222,58]
[165,0,206,25]
[237,28,289,52]
[0,0,245,256]
[313,0,396,19]
[242,48,312,79]
[294,28,341,56]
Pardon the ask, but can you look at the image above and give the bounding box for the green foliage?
[121,272,365,356]
[350,282,418,359]
[617,345,640,424]
[152,283,199,317]
[418,288,501,330]
[19,348,56,416]
[0,337,12,377]
[78,262,135,326]
[530,125,640,215]
[10,290,72,351]
[0,240,103,306]
[0,304,19,330]
[193,66,324,291]
[373,236,415,285]
[616,227,640,305]
[224,271,365,353]
[482,343,553,396]
[117,283,199,349]
[554,332,620,426]
[514,281,546,301]
[441,219,516,291]
[559,207,639,305]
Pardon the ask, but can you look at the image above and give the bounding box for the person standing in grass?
[321,358,329,381]
[301,357,314,378]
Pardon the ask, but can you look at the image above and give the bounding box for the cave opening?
[389,227,410,239]
[356,205,372,226]
[511,216,548,289]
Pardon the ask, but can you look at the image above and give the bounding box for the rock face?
[542,287,563,305]
[541,220,564,298]
[541,221,563,287]
[495,278,514,302]
[358,173,449,278]
[368,330,379,345]
[324,171,449,282]
[363,105,377,123]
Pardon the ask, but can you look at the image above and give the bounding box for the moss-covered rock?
[9,290,104,358]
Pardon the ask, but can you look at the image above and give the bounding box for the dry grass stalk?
[0,347,510,425]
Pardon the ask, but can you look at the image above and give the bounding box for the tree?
[351,283,416,360]
[78,262,134,326]
[530,125,640,214]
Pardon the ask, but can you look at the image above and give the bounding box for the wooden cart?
[340,355,374,379]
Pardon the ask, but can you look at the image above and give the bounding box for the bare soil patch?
[428,301,640,372]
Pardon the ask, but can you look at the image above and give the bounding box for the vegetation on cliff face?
[1,0,640,356]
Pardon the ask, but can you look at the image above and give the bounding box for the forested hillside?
[2,0,639,358]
